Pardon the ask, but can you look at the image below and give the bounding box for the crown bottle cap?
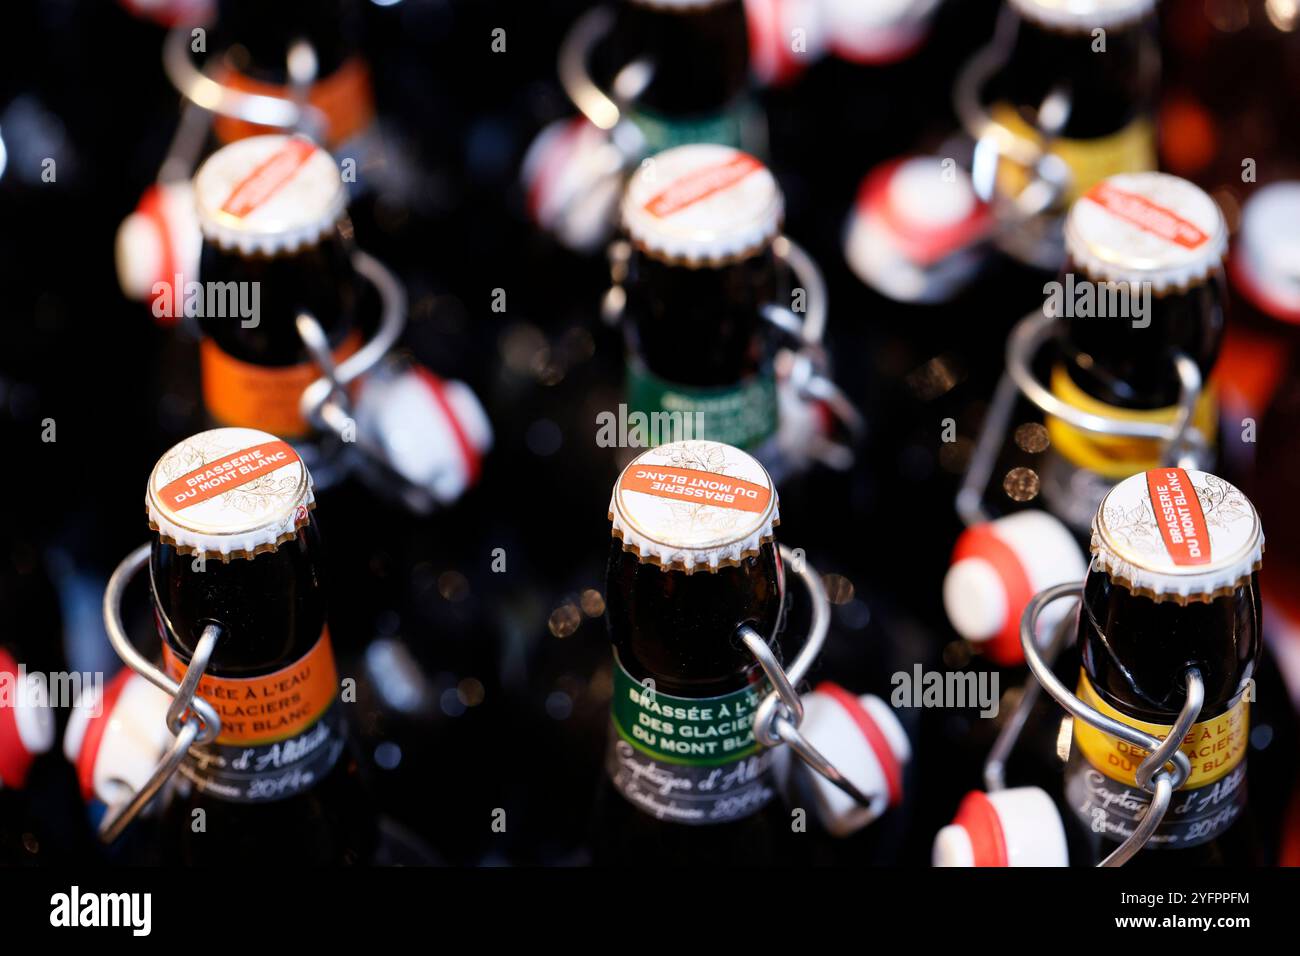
[194,134,347,256]
[1064,172,1227,293]
[146,427,315,560]
[622,145,783,266]
[1092,468,1263,604]
[609,440,779,572]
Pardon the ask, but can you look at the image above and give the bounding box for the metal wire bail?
[99,544,224,844]
[1019,582,1203,866]
[956,307,1207,527]
[739,545,876,808]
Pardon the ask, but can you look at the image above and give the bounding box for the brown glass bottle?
[1041,172,1227,536]
[196,223,361,373]
[994,2,1158,143]
[145,428,376,865]
[1057,258,1225,411]
[608,0,752,153]
[624,246,779,395]
[1060,468,1262,864]
[619,146,785,453]
[193,136,369,443]
[593,440,800,864]
[208,0,375,152]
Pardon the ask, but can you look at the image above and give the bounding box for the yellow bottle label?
[990,104,1156,207]
[1045,364,1218,479]
[1073,672,1248,790]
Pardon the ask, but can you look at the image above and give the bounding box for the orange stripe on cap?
[952,790,1009,867]
[1083,181,1210,250]
[1144,467,1211,566]
[644,153,762,218]
[220,138,318,219]
[816,682,903,808]
[619,465,771,514]
[156,440,300,512]
[951,524,1035,666]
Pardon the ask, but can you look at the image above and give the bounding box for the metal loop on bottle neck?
[955,6,1072,224]
[1019,582,1204,866]
[739,545,875,807]
[99,544,225,843]
[559,4,654,136]
[955,308,1208,528]
[296,251,440,513]
[162,26,329,143]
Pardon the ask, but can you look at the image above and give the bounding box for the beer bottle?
[208,0,375,155]
[191,134,368,465]
[1040,171,1227,535]
[1065,467,1262,863]
[938,467,1264,865]
[594,439,792,863]
[618,145,784,457]
[145,426,375,864]
[988,0,1160,268]
[606,0,760,156]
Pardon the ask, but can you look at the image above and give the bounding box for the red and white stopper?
[63,669,172,808]
[0,649,56,791]
[522,117,626,254]
[772,682,910,837]
[115,181,202,323]
[944,511,1086,666]
[354,364,493,506]
[744,0,826,88]
[821,0,941,65]
[932,787,1068,866]
[844,156,993,303]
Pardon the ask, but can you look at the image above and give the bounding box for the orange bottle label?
[162,629,338,747]
[213,57,376,149]
[200,330,362,439]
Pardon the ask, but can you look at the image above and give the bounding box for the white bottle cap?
[1008,0,1156,30]
[63,669,172,808]
[194,134,347,256]
[622,145,783,266]
[1093,468,1263,603]
[945,511,1087,664]
[1231,181,1300,324]
[354,364,493,505]
[0,648,56,790]
[1064,172,1227,293]
[932,787,1068,866]
[146,427,316,560]
[773,683,910,837]
[610,440,779,572]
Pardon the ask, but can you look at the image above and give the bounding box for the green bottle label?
[627,100,756,155]
[626,361,778,452]
[607,650,775,825]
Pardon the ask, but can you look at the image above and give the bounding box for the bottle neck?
[151,521,327,678]
[1076,567,1260,722]
[604,539,783,697]
[624,246,778,387]
[998,13,1157,139]
[613,0,749,117]
[1056,263,1225,409]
